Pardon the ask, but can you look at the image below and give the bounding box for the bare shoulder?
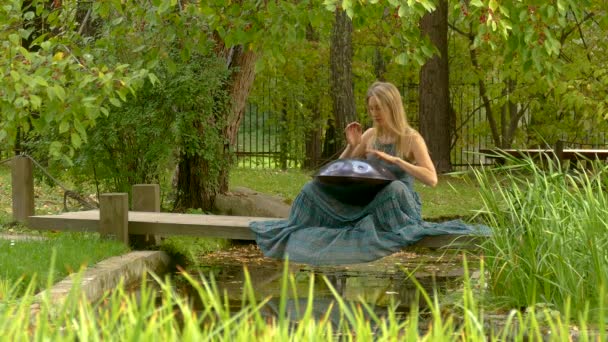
[405,129,426,145]
[361,128,375,143]
[362,127,375,137]
[404,129,429,161]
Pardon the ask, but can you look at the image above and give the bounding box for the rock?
[213,186,291,218]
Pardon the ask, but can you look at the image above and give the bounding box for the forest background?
[2,0,608,212]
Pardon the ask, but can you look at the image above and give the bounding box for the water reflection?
[181,244,473,322]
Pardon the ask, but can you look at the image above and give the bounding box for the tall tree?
[324,9,356,160]
[303,23,325,169]
[419,0,451,172]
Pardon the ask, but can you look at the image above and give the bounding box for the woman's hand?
[367,149,398,164]
[344,122,362,146]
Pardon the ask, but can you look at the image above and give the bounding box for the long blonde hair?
[366,81,416,158]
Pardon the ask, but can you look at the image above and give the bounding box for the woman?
[250,81,489,265]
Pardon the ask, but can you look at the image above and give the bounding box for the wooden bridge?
[27,209,482,249]
[11,155,483,250]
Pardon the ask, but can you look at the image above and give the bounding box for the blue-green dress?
[249,143,491,265]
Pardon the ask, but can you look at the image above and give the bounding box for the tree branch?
[448,22,473,39]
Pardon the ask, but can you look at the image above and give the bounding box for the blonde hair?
[366,81,416,158]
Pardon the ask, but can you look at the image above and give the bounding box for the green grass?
[0,259,602,340]
[229,168,311,204]
[160,237,231,265]
[0,165,132,295]
[0,233,129,295]
[474,157,608,316]
[229,167,486,220]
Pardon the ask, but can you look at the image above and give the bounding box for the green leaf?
[109,97,122,107]
[546,6,555,20]
[8,33,20,45]
[59,121,70,133]
[132,45,146,53]
[71,132,82,148]
[10,71,20,82]
[29,95,42,110]
[470,0,483,7]
[19,28,34,39]
[395,53,408,65]
[73,119,87,140]
[49,141,62,157]
[34,76,48,87]
[53,86,66,102]
[116,89,127,102]
[488,0,498,12]
[148,73,160,85]
[398,5,406,17]
[420,44,434,57]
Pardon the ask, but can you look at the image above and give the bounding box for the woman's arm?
[369,134,438,187]
[340,127,374,159]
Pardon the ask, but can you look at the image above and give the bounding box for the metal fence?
[234,81,608,171]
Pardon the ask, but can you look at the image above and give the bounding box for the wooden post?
[11,155,34,223]
[132,184,160,212]
[554,140,565,170]
[99,193,129,244]
[131,184,161,248]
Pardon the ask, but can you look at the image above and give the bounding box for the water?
[177,243,475,323]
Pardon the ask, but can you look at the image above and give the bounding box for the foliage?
[66,53,229,194]
[447,0,608,147]
[475,158,608,315]
[0,1,153,163]
[263,0,608,156]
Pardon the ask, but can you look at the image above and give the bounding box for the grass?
[0,233,129,295]
[0,258,602,340]
[229,167,486,220]
[474,157,608,316]
[0,164,133,296]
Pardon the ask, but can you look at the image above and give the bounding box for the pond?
[172,243,478,324]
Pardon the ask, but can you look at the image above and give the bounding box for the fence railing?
[235,82,608,171]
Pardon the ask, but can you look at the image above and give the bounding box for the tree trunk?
[327,9,356,159]
[174,120,216,211]
[303,24,323,170]
[419,0,451,173]
[373,48,387,81]
[219,46,257,191]
[321,120,338,162]
[174,44,257,211]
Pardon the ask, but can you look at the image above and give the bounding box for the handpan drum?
[313,159,397,205]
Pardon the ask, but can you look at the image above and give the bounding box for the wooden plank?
[480,148,608,161]
[28,210,274,240]
[26,210,487,248]
[27,211,100,232]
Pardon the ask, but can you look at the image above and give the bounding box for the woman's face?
[368,95,388,127]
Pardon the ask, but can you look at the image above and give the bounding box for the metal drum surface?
[313,159,397,205]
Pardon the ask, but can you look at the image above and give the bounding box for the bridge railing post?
[11,155,35,223]
[99,193,129,244]
[131,184,161,248]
